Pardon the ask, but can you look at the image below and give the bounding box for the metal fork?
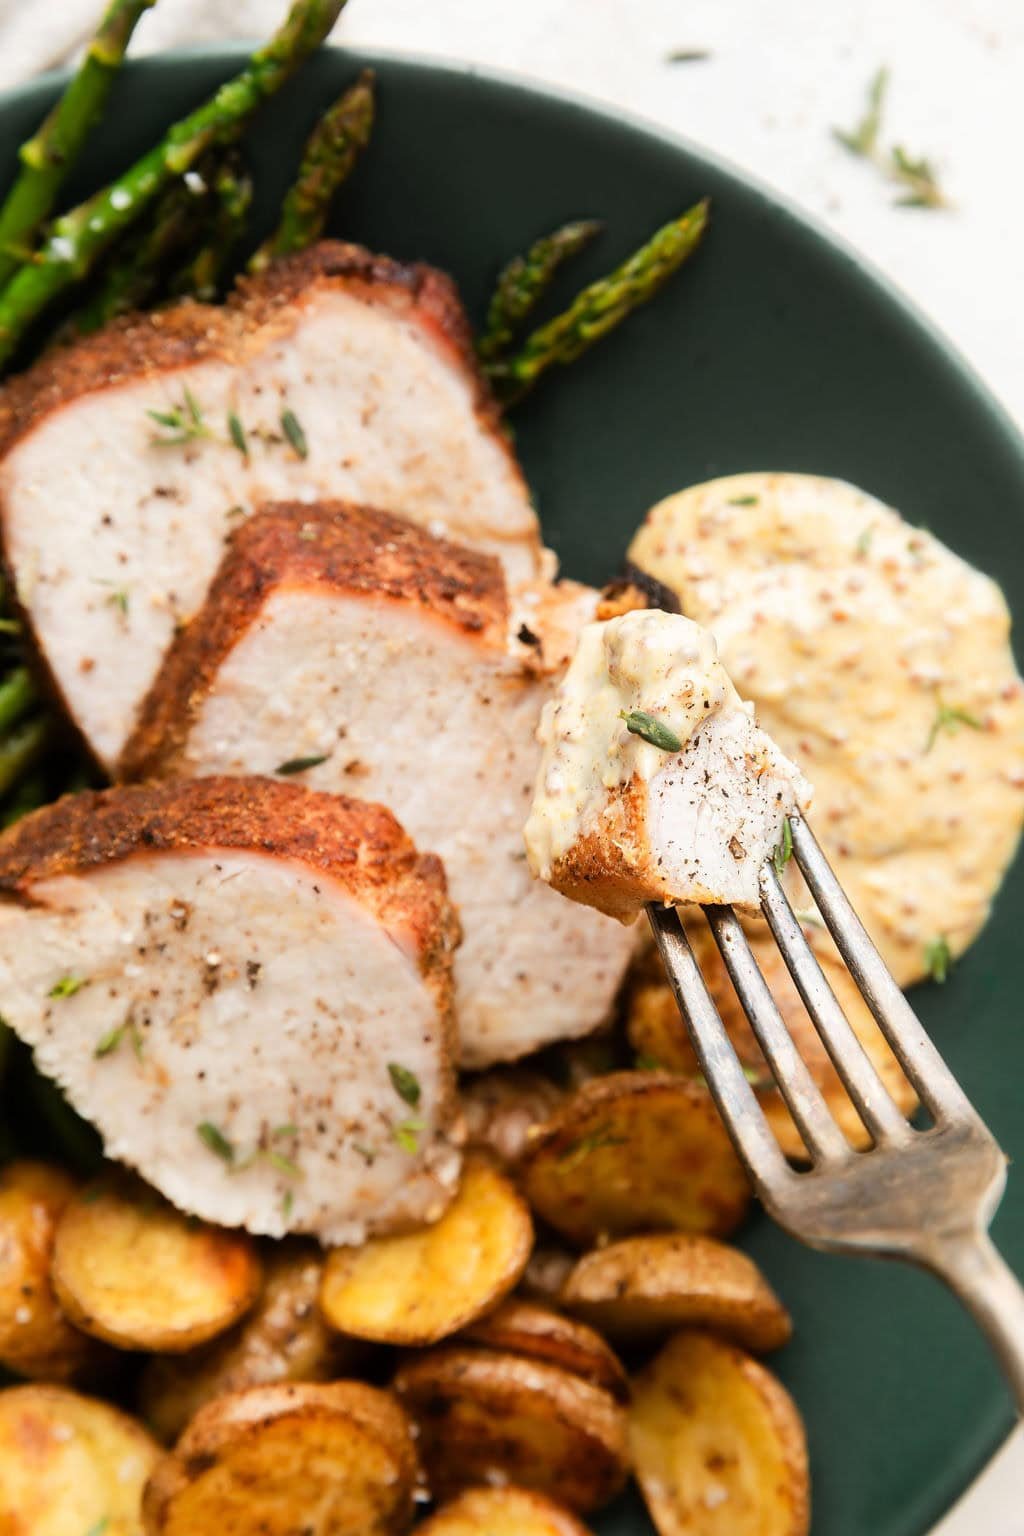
[647,811,1024,1414]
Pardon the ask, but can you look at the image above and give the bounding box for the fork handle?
[928,1231,1024,1416]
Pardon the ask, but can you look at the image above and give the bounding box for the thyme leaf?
[392,1117,426,1155]
[387,1063,421,1107]
[281,408,308,460]
[94,1023,125,1058]
[924,935,951,984]
[833,68,948,209]
[834,66,888,157]
[275,754,328,775]
[620,709,683,753]
[227,410,249,458]
[147,389,212,446]
[773,817,793,876]
[49,975,85,999]
[197,1121,235,1164]
[925,702,983,753]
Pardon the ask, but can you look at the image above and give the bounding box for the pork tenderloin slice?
[122,503,638,1069]
[525,609,813,922]
[0,242,544,772]
[0,778,461,1243]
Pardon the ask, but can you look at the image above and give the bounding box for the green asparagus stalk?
[0,666,37,734]
[0,715,51,797]
[250,68,375,272]
[0,0,349,366]
[172,156,254,301]
[0,0,157,291]
[476,218,603,363]
[1,769,48,827]
[485,199,710,406]
[73,168,216,333]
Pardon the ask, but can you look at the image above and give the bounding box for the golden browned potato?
[52,1172,262,1353]
[142,1380,418,1535]
[460,1069,565,1167]
[560,1234,791,1351]
[320,1155,533,1345]
[394,1348,628,1513]
[624,975,699,1075]
[459,1298,628,1401]
[139,1240,359,1443]
[419,1485,595,1534]
[0,1383,160,1535]
[629,1331,810,1536]
[0,1160,103,1382]
[520,1073,750,1247]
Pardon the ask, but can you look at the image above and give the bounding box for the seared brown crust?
[0,241,509,463]
[0,776,459,1028]
[543,774,658,923]
[120,502,510,782]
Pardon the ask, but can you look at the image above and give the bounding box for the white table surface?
[0,0,1020,1528]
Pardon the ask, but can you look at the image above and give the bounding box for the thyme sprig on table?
[833,68,948,209]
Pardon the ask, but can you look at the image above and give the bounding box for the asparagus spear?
[485,199,710,406]
[0,0,157,291]
[172,155,254,301]
[1,769,48,828]
[250,68,375,271]
[0,715,51,797]
[73,168,216,333]
[0,666,37,734]
[0,0,348,366]
[476,218,603,363]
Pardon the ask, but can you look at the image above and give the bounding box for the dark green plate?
[2,43,1022,1536]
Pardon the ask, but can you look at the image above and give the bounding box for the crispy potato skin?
[0,1382,160,1535]
[0,1161,100,1382]
[629,1331,810,1536]
[393,1348,628,1513]
[459,1298,629,1402]
[52,1173,262,1353]
[519,1072,750,1247]
[560,1234,792,1351]
[143,1380,419,1535]
[121,501,510,782]
[320,1155,533,1346]
[419,1484,595,1535]
[139,1240,359,1443]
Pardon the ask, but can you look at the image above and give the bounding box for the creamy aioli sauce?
[630,472,1024,984]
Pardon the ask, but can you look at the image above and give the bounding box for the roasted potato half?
[521,1244,577,1305]
[320,1154,533,1345]
[419,1485,595,1534]
[629,1331,810,1536]
[561,1233,792,1351]
[0,1383,159,1536]
[632,924,918,1159]
[139,1240,359,1443]
[520,1072,750,1247]
[52,1172,262,1353]
[460,1298,628,1401]
[460,1069,565,1168]
[394,1348,628,1513]
[143,1381,419,1535]
[0,1160,101,1381]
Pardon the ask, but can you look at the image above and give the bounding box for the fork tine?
[646,903,795,1196]
[787,814,976,1124]
[760,861,914,1145]
[702,904,852,1164]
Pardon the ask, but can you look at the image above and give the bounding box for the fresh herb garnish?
[620,709,683,753]
[197,1121,235,1163]
[85,1520,110,1536]
[665,47,711,63]
[147,387,211,446]
[856,526,875,556]
[727,494,759,506]
[387,1063,421,1107]
[773,817,793,876]
[924,935,951,984]
[227,410,249,458]
[925,702,983,753]
[280,1189,294,1222]
[49,975,85,999]
[272,1123,298,1140]
[557,1123,628,1169]
[275,753,328,775]
[392,1117,426,1154]
[268,1150,302,1178]
[834,68,947,209]
[94,1023,125,1058]
[633,1052,663,1071]
[281,408,308,460]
